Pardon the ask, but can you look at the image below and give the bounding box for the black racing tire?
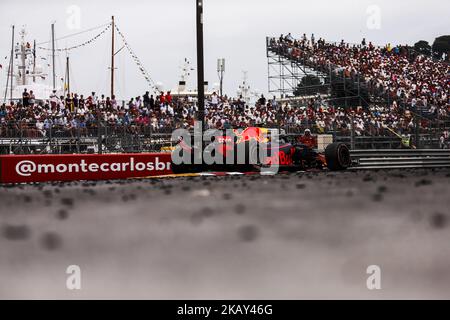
[243,141,260,166]
[325,143,351,171]
[171,163,204,174]
[171,163,188,174]
[171,147,203,174]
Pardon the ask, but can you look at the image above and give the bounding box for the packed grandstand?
[1,35,449,148]
[269,33,448,112]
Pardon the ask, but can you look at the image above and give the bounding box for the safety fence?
[0,123,174,155]
[350,149,450,170]
[1,122,448,155]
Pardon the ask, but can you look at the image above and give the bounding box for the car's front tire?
[325,143,351,171]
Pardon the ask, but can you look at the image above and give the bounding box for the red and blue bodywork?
[173,127,350,173]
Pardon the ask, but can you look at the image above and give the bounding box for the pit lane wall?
[0,154,174,184]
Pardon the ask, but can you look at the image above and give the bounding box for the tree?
[414,40,431,56]
[293,75,324,96]
[432,35,450,61]
[329,73,370,109]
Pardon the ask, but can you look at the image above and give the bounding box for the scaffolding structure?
[265,36,450,149]
[266,37,371,108]
[266,37,330,98]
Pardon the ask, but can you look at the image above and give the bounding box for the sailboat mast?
[111,16,115,98]
[10,25,15,101]
[20,32,26,86]
[51,23,56,90]
[66,56,70,96]
[3,25,14,103]
[33,40,36,83]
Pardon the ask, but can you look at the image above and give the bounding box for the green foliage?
[293,75,325,96]
[414,40,431,56]
[432,35,450,60]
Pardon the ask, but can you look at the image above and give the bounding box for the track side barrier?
[1,150,449,183]
[350,149,450,170]
[0,153,173,184]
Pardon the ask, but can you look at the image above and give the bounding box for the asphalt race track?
[1,168,450,299]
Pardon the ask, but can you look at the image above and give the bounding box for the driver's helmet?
[304,129,312,136]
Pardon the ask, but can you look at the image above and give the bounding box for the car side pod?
[325,143,352,171]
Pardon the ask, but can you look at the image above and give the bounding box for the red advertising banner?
[0,153,173,184]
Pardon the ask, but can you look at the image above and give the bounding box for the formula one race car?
[171,127,352,173]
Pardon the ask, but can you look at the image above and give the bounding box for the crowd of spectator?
[0,88,439,140]
[269,34,449,118]
[0,34,448,146]
[0,90,179,138]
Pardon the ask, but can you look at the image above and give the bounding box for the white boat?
[2,27,62,102]
[169,58,217,98]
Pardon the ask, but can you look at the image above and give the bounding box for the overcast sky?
[1,0,449,99]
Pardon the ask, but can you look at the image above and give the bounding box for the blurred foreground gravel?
[1,168,450,299]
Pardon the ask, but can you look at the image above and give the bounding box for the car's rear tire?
[171,148,203,174]
[325,143,351,171]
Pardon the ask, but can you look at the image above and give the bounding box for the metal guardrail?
[350,149,450,169]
